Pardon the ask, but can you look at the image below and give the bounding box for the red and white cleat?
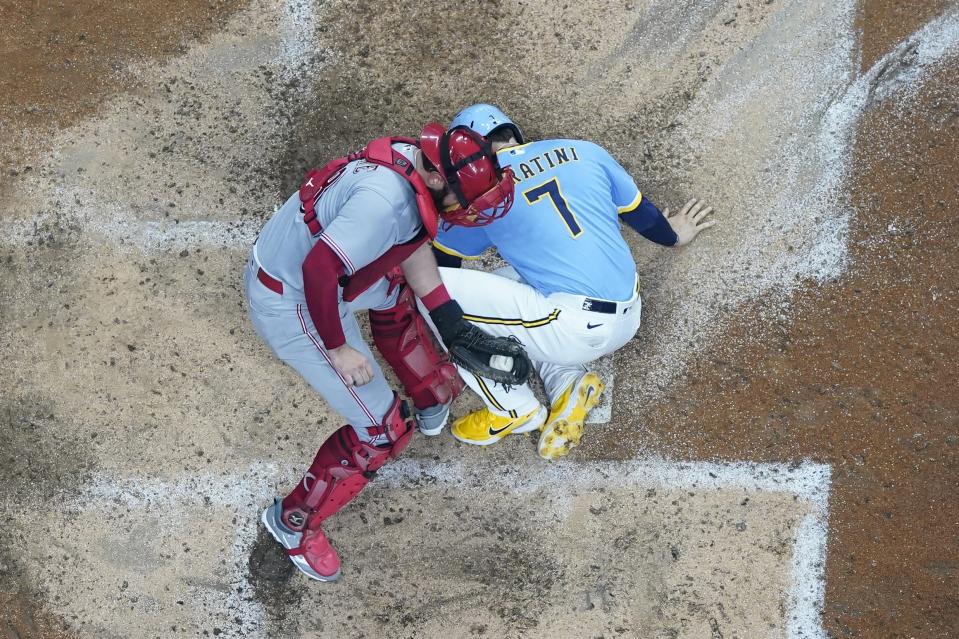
[261,500,342,582]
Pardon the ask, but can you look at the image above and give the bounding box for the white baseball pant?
[433,266,642,415]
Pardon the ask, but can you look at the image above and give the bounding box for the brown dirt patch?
[856,0,954,70]
[0,594,72,639]
[0,0,245,175]
[590,5,959,638]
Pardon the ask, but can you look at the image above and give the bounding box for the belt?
[581,298,619,314]
[257,267,284,295]
[581,280,640,314]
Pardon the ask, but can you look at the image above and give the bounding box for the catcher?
[244,123,529,582]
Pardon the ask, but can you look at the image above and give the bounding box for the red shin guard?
[281,395,414,532]
[369,284,463,410]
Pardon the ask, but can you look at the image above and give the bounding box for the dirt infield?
[610,58,959,639]
[0,0,240,180]
[1,0,957,638]
[593,3,959,638]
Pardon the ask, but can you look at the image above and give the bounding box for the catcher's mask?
[419,123,515,228]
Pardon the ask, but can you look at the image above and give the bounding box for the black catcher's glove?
[429,300,532,386]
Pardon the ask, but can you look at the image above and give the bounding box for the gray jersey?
[254,143,422,297]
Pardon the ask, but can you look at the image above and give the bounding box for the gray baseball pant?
[243,256,399,441]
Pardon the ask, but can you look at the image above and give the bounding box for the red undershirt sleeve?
[302,240,347,350]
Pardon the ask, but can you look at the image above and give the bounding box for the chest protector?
[299,137,440,301]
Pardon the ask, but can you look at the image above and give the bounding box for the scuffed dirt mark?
[271,0,522,193]
[0,396,96,502]
[270,0,782,213]
[246,527,306,626]
[0,395,95,639]
[1,244,94,639]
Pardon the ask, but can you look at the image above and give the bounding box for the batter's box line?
[380,457,832,639]
[61,458,828,638]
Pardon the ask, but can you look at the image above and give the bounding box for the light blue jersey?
[434,139,642,300]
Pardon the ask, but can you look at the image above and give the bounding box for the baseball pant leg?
[244,262,395,441]
[432,268,596,415]
[536,292,643,403]
[537,362,588,405]
[484,264,589,405]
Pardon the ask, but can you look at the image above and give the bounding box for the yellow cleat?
[451,405,547,446]
[538,371,605,460]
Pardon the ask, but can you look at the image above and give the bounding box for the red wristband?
[421,284,452,311]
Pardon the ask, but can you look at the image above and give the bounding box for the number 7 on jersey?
[522,178,583,238]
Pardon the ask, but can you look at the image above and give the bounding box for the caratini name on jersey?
[506,144,581,182]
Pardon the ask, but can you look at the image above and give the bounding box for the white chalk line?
[62,457,830,639]
[812,5,959,210]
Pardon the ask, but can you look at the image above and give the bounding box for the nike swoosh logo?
[587,323,603,329]
[489,422,516,436]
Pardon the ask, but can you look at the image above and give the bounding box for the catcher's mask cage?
[419,123,515,228]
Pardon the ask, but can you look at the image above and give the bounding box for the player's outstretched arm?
[400,243,531,386]
[664,198,715,246]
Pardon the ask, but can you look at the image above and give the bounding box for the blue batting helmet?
[451,103,524,144]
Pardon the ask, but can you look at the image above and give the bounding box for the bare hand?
[328,344,374,386]
[664,198,716,246]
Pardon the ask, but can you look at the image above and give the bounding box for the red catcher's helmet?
[419,123,515,227]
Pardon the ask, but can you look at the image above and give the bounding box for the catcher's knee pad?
[281,395,414,531]
[370,285,464,410]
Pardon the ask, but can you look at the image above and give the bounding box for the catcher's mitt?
[429,299,532,386]
[447,326,531,386]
